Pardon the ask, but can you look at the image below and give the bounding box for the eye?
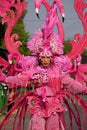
[47,56,50,58]
[41,56,45,59]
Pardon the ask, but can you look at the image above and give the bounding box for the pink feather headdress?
[27,3,64,56]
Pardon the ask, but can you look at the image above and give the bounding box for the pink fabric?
[62,74,87,93]
[28,93,66,118]
[1,64,87,130]
[1,56,87,130]
[5,67,35,87]
[5,73,28,86]
[29,112,66,130]
[41,87,47,101]
[46,113,60,130]
[36,86,54,97]
[5,62,87,93]
[29,114,45,130]
[0,1,87,130]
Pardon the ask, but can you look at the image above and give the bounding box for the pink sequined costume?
[1,55,87,130]
[0,1,87,130]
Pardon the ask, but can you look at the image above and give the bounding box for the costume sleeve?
[5,68,35,87]
[5,72,29,87]
[61,74,87,93]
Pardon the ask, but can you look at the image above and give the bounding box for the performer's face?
[40,56,51,67]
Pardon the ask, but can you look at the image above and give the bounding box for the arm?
[4,67,35,87]
[61,74,87,94]
[5,72,29,87]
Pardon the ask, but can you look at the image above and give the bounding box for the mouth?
[43,63,49,66]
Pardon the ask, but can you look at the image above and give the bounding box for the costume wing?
[0,0,34,76]
[66,0,87,84]
[67,0,87,59]
[0,0,26,54]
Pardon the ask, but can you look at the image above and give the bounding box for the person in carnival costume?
[0,2,87,130]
